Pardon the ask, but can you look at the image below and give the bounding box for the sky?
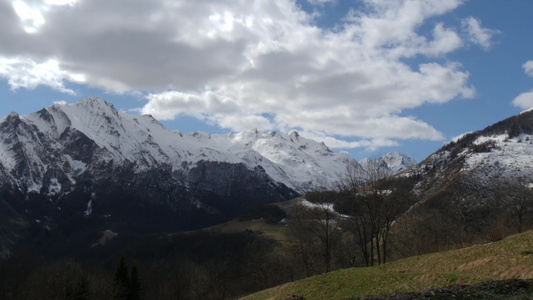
[1,0,532,162]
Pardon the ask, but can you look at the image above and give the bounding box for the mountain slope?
[406,109,533,202]
[241,230,533,300]
[380,109,533,257]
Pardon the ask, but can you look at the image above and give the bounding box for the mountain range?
[0,97,417,257]
[0,97,416,195]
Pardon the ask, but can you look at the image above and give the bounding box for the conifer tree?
[113,254,130,300]
[72,265,90,300]
[128,264,142,300]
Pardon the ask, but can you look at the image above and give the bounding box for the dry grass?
[241,230,533,300]
[202,198,303,242]
[203,218,290,242]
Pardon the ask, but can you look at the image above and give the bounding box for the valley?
[1,97,533,299]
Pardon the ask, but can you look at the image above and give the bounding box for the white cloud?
[461,17,499,50]
[0,57,84,94]
[524,61,533,77]
[1,0,482,150]
[511,61,533,111]
[11,0,45,33]
[10,0,79,33]
[512,90,533,110]
[299,130,400,151]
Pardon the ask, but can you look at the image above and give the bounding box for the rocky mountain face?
[0,97,415,257]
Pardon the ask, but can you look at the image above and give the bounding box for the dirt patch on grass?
[413,273,449,286]
[499,266,533,280]
[458,256,498,272]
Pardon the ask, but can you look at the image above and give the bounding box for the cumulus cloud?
[0,56,84,94]
[512,91,533,110]
[524,61,533,77]
[0,0,482,150]
[461,17,499,50]
[513,61,533,110]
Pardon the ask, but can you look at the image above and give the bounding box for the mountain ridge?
[0,97,416,195]
[0,97,416,249]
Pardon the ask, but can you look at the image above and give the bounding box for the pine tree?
[113,254,129,300]
[72,265,90,300]
[128,264,142,300]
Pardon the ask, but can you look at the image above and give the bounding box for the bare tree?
[288,189,341,274]
[339,158,415,266]
[287,205,317,277]
[493,180,533,234]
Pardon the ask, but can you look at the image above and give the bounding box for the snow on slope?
[21,98,241,168]
[224,130,355,192]
[463,133,533,182]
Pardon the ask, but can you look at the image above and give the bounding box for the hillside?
[382,109,533,256]
[241,230,533,300]
[408,109,533,201]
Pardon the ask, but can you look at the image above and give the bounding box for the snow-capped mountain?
[359,152,417,176]
[0,97,415,196]
[0,97,417,250]
[0,97,358,195]
[405,108,533,205]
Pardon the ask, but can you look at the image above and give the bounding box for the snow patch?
[64,155,87,174]
[299,199,335,212]
[92,229,118,247]
[519,107,533,115]
[47,178,62,195]
[84,200,93,216]
[463,134,533,182]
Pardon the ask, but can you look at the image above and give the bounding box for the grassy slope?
[241,230,533,300]
[202,198,301,242]
[203,219,290,242]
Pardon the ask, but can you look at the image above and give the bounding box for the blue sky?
[1,0,532,162]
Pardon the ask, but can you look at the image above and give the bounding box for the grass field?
[241,229,533,300]
[204,219,290,242]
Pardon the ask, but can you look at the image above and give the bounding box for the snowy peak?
[380,152,418,174]
[359,152,417,176]
[221,128,353,192]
